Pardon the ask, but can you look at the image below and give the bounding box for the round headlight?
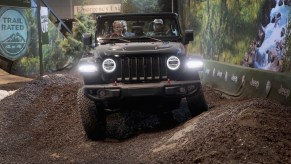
[102,58,116,73]
[167,56,180,70]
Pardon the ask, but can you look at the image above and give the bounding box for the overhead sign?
[0,8,29,61]
[74,4,121,15]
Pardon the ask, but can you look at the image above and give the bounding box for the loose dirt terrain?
[0,70,291,163]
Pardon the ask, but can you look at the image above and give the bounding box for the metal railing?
[33,0,72,36]
[33,0,73,76]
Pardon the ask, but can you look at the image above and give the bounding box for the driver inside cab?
[147,19,165,36]
[108,20,124,38]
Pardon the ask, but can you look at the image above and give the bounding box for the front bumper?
[83,80,201,101]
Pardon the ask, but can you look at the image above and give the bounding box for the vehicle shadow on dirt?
[103,98,193,141]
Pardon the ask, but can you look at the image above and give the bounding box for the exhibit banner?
[202,60,291,106]
[40,6,49,44]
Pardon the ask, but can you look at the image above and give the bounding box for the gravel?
[0,71,291,163]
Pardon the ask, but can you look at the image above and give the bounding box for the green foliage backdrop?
[186,0,264,65]
[8,0,291,76]
[58,12,96,65]
[12,7,96,76]
[121,0,160,13]
[283,21,291,72]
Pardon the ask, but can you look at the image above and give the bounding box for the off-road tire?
[186,87,208,117]
[77,88,106,140]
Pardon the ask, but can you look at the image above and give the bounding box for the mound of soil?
[0,72,291,163]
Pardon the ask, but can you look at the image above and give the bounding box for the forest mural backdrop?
[1,0,291,76]
[183,0,291,73]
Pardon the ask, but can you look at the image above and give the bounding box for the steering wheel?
[154,32,165,36]
[110,33,122,38]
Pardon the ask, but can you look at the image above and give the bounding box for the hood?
[95,42,185,57]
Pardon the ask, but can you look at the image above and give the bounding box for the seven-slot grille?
[116,55,169,82]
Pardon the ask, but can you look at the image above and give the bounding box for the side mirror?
[82,33,92,46]
[183,30,194,45]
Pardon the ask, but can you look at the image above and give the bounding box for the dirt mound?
[154,99,291,163]
[0,73,291,163]
[0,74,83,159]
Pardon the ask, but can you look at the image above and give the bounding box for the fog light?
[179,87,186,93]
[187,85,196,92]
[98,90,106,98]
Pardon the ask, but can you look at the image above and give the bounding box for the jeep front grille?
[116,56,168,82]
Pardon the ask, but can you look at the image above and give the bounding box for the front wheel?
[77,88,106,140]
[186,87,208,117]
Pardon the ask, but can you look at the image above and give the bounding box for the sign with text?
[40,6,49,44]
[74,4,121,15]
[0,8,29,61]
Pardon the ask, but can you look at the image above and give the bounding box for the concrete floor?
[0,69,32,85]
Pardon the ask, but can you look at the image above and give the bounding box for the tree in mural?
[186,0,263,65]
[13,4,96,76]
[58,11,96,66]
[283,20,291,72]
[12,8,40,76]
[121,0,160,13]
[41,0,96,73]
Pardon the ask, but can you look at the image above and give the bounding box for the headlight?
[167,56,180,70]
[78,64,98,73]
[186,60,203,69]
[102,58,116,73]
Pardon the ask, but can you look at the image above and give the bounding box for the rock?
[0,90,16,101]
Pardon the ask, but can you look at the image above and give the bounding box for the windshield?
[96,15,180,41]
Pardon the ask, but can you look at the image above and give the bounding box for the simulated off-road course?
[1,70,291,163]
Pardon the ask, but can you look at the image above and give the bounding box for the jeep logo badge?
[0,8,29,61]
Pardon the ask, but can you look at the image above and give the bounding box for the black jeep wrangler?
[77,13,208,140]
